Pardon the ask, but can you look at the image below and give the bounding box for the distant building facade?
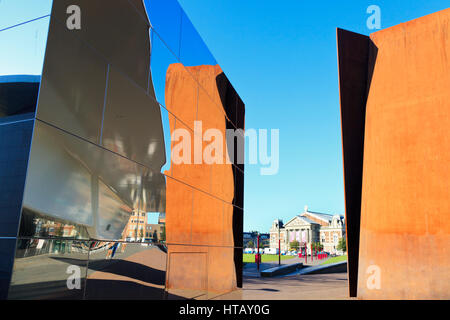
[270,206,345,254]
[243,232,269,248]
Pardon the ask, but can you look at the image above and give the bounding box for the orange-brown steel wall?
[357,9,450,299]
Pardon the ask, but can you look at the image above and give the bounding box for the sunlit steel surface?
[338,8,450,299]
[0,0,244,299]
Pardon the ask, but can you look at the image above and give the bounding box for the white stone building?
[270,206,345,254]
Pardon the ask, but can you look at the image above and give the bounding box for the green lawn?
[243,253,296,263]
[320,255,347,265]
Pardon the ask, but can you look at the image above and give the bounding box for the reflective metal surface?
[0,15,50,77]
[101,67,166,171]
[149,29,181,110]
[36,18,108,144]
[8,238,89,300]
[0,121,34,237]
[0,0,53,31]
[0,0,244,300]
[85,242,166,299]
[51,0,151,90]
[143,0,182,57]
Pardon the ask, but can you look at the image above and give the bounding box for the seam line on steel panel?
[147,29,154,94]
[99,64,110,145]
[49,14,244,135]
[178,7,183,59]
[0,14,50,32]
[34,116,242,209]
[0,119,34,126]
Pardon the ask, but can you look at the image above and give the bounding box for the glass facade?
[0,0,244,299]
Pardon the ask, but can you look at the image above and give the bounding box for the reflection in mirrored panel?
[216,71,243,130]
[140,166,166,216]
[0,239,16,299]
[8,238,89,300]
[51,0,150,90]
[101,66,166,171]
[143,0,182,57]
[0,0,245,300]
[20,120,146,240]
[0,16,50,77]
[234,166,244,210]
[159,105,172,175]
[149,29,180,109]
[85,241,166,299]
[36,17,108,144]
[0,76,39,122]
[0,0,53,31]
[233,207,244,249]
[0,120,34,237]
[179,11,217,72]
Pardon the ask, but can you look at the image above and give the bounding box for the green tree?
[337,237,346,252]
[290,240,299,250]
[260,240,269,249]
[247,240,254,248]
[312,242,323,251]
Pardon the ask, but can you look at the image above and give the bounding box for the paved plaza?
[239,257,350,300]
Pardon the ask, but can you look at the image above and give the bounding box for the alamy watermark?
[171,121,279,176]
[366,264,381,290]
[66,265,81,290]
[366,5,381,30]
[66,5,81,30]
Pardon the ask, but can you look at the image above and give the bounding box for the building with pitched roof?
[270,206,345,254]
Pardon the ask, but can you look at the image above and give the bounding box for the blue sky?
[178,0,450,232]
[1,1,448,234]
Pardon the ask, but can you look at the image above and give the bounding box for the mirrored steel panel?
[233,166,244,209]
[0,120,34,237]
[20,120,146,240]
[85,241,166,299]
[143,0,182,57]
[101,67,166,172]
[36,18,108,144]
[51,0,150,90]
[8,238,89,300]
[216,71,243,130]
[0,0,245,300]
[0,76,40,122]
[0,0,53,31]
[149,29,182,110]
[179,11,217,76]
[159,105,172,175]
[0,239,16,299]
[0,16,50,77]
